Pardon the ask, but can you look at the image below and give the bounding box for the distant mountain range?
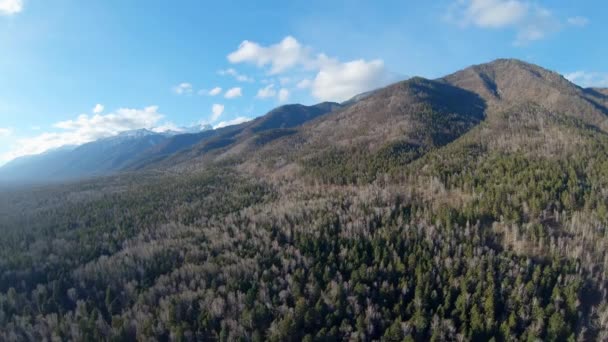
[2,58,608,184]
[0,102,345,182]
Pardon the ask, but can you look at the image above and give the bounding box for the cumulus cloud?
[173,83,193,95]
[256,84,277,98]
[211,104,224,122]
[567,16,589,27]
[278,88,289,103]
[296,79,312,89]
[228,36,396,102]
[208,87,222,96]
[0,127,11,137]
[255,84,290,102]
[446,0,561,45]
[93,104,104,114]
[513,7,560,45]
[1,106,170,163]
[224,87,242,99]
[0,0,23,15]
[213,116,252,129]
[312,58,394,102]
[456,0,528,28]
[218,68,254,82]
[564,71,608,88]
[228,36,311,74]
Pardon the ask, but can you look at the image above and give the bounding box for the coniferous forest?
[2,59,608,341]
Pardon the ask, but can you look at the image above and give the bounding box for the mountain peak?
[441,58,608,131]
[486,57,537,67]
[441,59,573,101]
[116,128,157,138]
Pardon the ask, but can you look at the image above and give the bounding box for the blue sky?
[0,0,606,164]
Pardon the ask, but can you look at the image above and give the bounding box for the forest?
[1,60,608,341]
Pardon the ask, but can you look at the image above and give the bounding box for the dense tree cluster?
[1,104,608,340]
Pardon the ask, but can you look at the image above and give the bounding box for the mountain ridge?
[441,58,608,131]
[3,58,608,183]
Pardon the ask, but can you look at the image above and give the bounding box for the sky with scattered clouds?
[0,0,606,164]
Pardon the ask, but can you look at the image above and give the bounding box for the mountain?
[0,129,170,182]
[129,101,344,170]
[0,103,344,182]
[177,123,213,134]
[340,89,379,106]
[4,59,607,184]
[228,77,486,182]
[441,59,608,130]
[75,58,608,181]
[4,59,608,340]
[302,77,484,148]
[0,146,77,182]
[591,87,608,97]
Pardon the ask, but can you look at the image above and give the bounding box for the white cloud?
[278,88,289,103]
[173,83,193,95]
[256,84,291,102]
[1,106,169,163]
[227,36,311,74]
[229,36,395,102]
[218,68,254,82]
[0,0,23,15]
[208,87,222,96]
[213,116,252,129]
[458,0,529,28]
[447,0,560,44]
[513,7,560,45]
[211,104,224,122]
[256,84,277,98]
[0,127,11,137]
[296,79,312,89]
[567,16,589,27]
[236,75,253,82]
[224,87,242,99]
[93,104,104,114]
[564,71,608,88]
[312,58,394,102]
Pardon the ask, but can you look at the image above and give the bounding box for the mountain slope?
[0,130,171,182]
[0,147,76,182]
[0,102,345,182]
[233,77,486,182]
[595,88,608,96]
[139,102,344,170]
[301,77,485,148]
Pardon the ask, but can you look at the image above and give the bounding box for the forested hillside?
[1,59,608,341]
